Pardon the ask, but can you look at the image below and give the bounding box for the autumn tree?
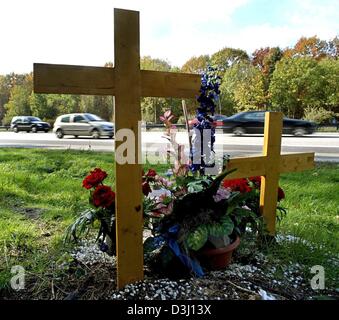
[283,36,338,60]
[251,47,283,106]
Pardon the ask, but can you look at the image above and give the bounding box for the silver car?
[53,113,114,139]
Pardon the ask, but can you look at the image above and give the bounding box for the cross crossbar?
[33,63,201,98]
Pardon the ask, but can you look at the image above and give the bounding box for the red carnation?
[278,187,285,201]
[92,185,115,208]
[142,181,152,196]
[83,168,108,189]
[146,169,157,178]
[223,178,252,193]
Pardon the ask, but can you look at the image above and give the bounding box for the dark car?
[10,116,51,133]
[214,111,316,136]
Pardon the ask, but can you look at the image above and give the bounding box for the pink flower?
[160,110,174,123]
[213,186,232,203]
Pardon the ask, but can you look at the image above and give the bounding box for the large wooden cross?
[34,8,201,289]
[33,8,314,289]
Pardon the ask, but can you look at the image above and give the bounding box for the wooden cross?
[225,112,314,234]
[33,8,314,289]
[33,8,201,289]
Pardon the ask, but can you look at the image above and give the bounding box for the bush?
[303,106,335,124]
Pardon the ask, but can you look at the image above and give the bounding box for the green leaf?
[143,237,160,253]
[186,225,208,251]
[220,215,234,235]
[208,223,228,237]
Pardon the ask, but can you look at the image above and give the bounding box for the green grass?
[0,148,338,295]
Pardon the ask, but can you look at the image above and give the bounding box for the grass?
[0,148,338,297]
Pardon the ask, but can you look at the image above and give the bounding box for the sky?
[0,0,338,74]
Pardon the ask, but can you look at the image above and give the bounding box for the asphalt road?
[0,131,338,162]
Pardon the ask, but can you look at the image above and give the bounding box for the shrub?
[303,106,335,124]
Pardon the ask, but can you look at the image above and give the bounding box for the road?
[0,131,338,162]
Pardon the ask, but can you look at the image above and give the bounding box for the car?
[213,111,317,136]
[53,113,114,139]
[10,116,51,133]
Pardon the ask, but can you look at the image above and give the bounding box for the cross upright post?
[259,112,283,235]
[114,9,143,288]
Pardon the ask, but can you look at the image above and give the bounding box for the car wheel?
[56,129,64,139]
[233,127,245,136]
[31,126,37,133]
[44,129,49,133]
[109,135,114,139]
[92,129,100,139]
[13,126,18,133]
[74,135,78,138]
[293,127,306,137]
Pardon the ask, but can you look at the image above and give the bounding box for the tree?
[0,76,9,124]
[210,47,249,77]
[140,56,174,123]
[252,47,283,78]
[181,55,210,74]
[220,61,266,113]
[327,36,339,59]
[318,58,339,111]
[0,73,30,124]
[269,57,325,118]
[283,36,336,60]
[251,47,283,106]
[3,74,33,124]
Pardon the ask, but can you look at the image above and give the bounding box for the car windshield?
[85,114,103,121]
[28,117,41,122]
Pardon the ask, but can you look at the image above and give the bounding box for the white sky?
[0,0,338,74]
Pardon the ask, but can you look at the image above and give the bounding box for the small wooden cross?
[225,112,314,234]
[34,8,201,289]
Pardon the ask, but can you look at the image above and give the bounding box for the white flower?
[148,188,171,199]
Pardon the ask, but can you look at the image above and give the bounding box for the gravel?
[71,239,116,266]
[69,235,338,300]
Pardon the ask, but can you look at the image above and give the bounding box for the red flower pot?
[198,236,240,270]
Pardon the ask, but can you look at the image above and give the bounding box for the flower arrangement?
[142,67,286,277]
[143,160,286,277]
[66,67,287,279]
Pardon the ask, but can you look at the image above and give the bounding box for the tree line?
[1,36,338,126]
